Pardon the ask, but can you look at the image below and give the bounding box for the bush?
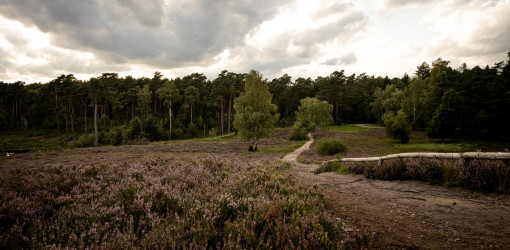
[0,155,367,248]
[289,126,309,141]
[315,138,347,155]
[106,127,124,146]
[373,159,407,180]
[126,117,142,141]
[459,159,510,192]
[383,110,412,143]
[187,123,198,138]
[172,128,184,139]
[76,133,95,147]
[345,158,510,193]
[143,115,162,141]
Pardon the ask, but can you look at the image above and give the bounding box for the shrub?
[105,127,124,146]
[348,163,366,175]
[76,133,94,147]
[289,126,308,141]
[142,115,162,141]
[172,128,184,139]
[383,110,412,143]
[187,123,198,138]
[373,159,407,180]
[126,117,142,141]
[315,138,347,155]
[459,159,510,192]
[0,154,367,248]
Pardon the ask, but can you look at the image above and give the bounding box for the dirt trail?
[282,135,510,249]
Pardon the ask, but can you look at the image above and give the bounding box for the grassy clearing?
[259,141,307,155]
[0,133,69,155]
[393,143,472,152]
[197,133,238,143]
[325,124,377,133]
[305,128,508,165]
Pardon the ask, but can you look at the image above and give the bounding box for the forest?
[1,53,509,146]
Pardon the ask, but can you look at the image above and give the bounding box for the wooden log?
[329,152,510,165]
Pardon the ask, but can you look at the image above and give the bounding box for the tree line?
[1,53,509,146]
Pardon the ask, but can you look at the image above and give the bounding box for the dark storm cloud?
[322,52,357,66]
[0,0,292,67]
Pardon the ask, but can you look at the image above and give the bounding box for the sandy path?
[281,135,510,249]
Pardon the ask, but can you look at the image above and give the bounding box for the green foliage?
[325,124,377,133]
[295,97,333,132]
[427,89,460,138]
[137,84,152,120]
[1,52,509,147]
[106,127,124,146]
[315,138,348,155]
[142,115,162,141]
[289,126,309,141]
[76,133,95,147]
[186,123,198,138]
[383,110,412,143]
[126,117,142,141]
[233,70,279,145]
[172,128,184,139]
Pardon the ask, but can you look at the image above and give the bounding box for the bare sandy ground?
[282,135,510,249]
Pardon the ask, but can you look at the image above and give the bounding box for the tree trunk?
[11,101,15,127]
[56,110,60,136]
[228,94,232,133]
[70,100,75,142]
[154,94,158,120]
[83,100,87,143]
[335,101,339,123]
[131,102,135,120]
[220,100,224,134]
[169,102,172,139]
[55,91,60,136]
[190,103,193,124]
[94,101,98,147]
[18,98,21,128]
[65,112,69,140]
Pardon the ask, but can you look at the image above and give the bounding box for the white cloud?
[0,0,508,82]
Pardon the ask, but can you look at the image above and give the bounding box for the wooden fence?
[326,152,510,166]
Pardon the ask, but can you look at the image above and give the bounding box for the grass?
[334,165,352,175]
[393,143,473,152]
[0,133,69,155]
[197,133,238,143]
[325,124,378,133]
[259,142,307,155]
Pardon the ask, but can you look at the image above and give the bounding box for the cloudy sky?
[0,0,509,83]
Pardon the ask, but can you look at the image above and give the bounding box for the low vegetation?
[325,124,378,133]
[288,126,309,141]
[336,158,510,193]
[0,152,367,249]
[315,138,348,156]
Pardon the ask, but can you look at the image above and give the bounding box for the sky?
[0,0,509,83]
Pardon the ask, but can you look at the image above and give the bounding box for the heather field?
[0,129,367,249]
